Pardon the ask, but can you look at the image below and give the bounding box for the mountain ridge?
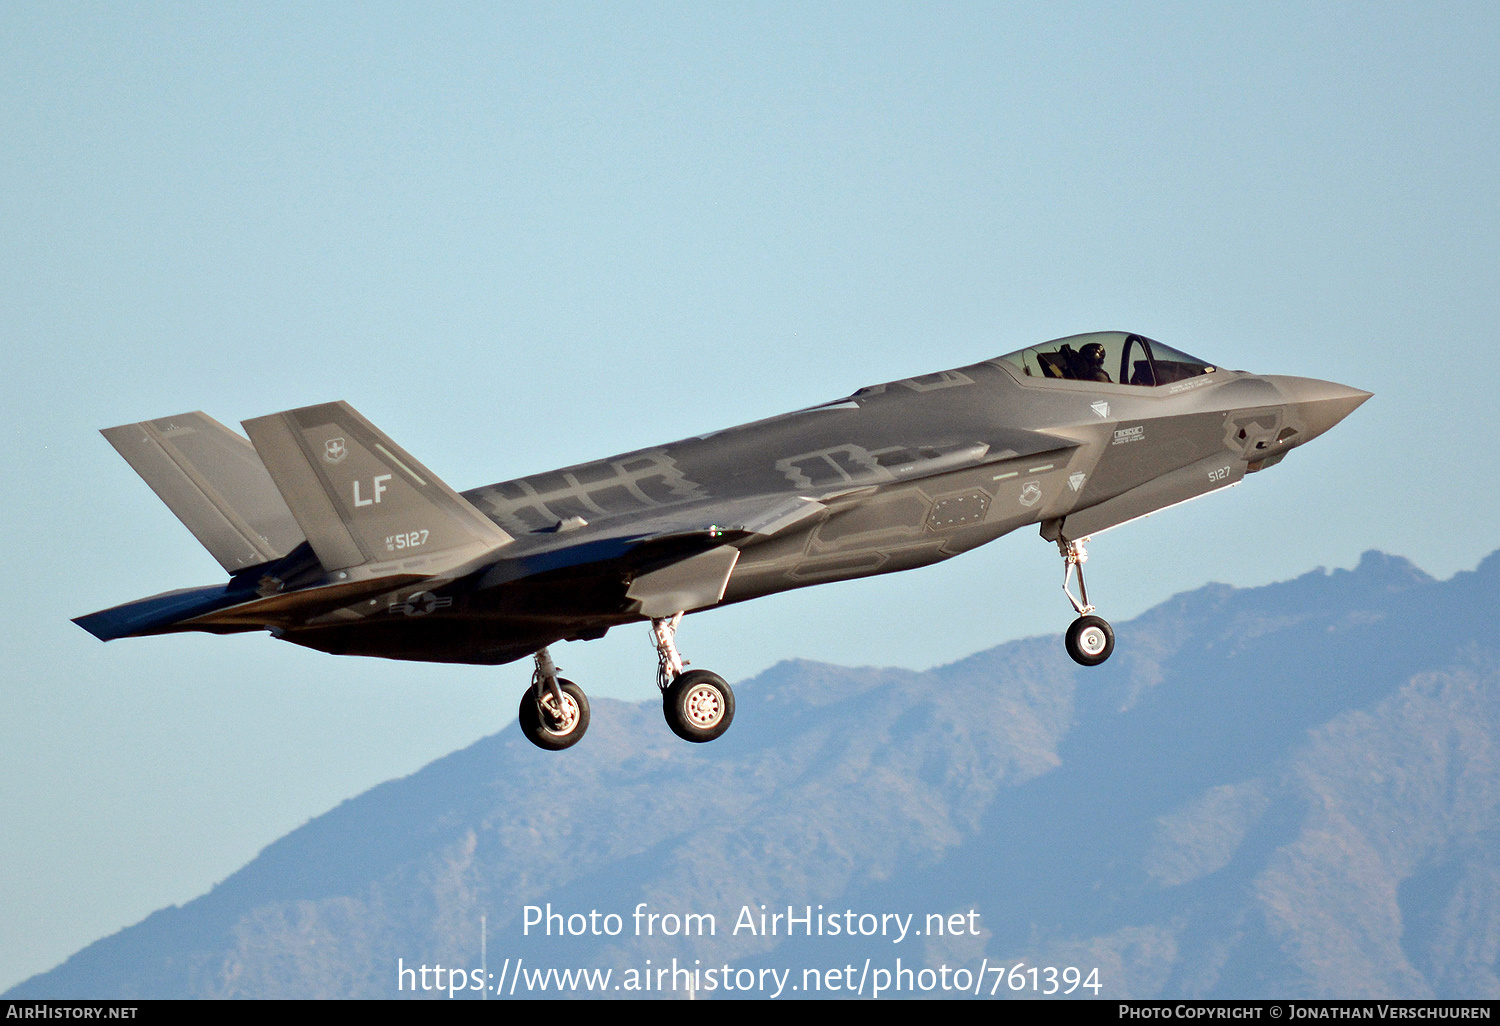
[10,549,1499,999]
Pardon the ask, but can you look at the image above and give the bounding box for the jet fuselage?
[78,333,1368,676]
[282,350,1365,664]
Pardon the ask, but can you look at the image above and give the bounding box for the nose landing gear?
[652,613,735,743]
[1059,538,1115,666]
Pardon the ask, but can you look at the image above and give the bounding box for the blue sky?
[2,2,1497,991]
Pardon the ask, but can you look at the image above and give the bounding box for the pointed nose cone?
[1264,375,1372,443]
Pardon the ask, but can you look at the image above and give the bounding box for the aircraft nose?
[1264,375,1372,442]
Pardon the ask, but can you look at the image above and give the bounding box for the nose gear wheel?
[1057,538,1115,666]
[1066,614,1114,666]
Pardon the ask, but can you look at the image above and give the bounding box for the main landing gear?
[653,613,735,743]
[518,647,590,750]
[1059,537,1115,667]
[518,614,736,751]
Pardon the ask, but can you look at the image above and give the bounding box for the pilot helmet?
[1080,342,1107,367]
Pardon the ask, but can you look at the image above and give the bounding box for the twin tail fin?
[239,401,512,578]
[101,412,307,572]
[104,402,511,580]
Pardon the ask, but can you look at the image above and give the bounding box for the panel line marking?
[374,443,428,486]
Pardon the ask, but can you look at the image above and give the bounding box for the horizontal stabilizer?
[73,584,244,641]
[241,402,513,577]
[102,413,307,572]
[175,574,433,631]
[76,572,438,640]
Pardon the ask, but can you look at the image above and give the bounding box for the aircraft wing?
[473,491,828,618]
[481,492,825,576]
[84,487,827,644]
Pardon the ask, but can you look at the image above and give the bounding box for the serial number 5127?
[386,530,429,551]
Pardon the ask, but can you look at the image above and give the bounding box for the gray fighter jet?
[77,332,1368,750]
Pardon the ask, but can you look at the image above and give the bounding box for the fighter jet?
[76,332,1369,751]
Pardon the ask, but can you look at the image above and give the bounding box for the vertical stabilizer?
[102,413,307,572]
[241,401,513,576]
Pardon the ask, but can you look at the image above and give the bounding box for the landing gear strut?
[652,613,735,743]
[518,646,590,750]
[1059,537,1114,666]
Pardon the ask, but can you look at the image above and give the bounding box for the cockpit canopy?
[999,332,1216,387]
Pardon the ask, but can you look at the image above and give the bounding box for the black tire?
[662,670,735,743]
[519,678,590,751]
[1065,615,1115,666]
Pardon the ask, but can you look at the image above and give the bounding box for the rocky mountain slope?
[10,550,1499,999]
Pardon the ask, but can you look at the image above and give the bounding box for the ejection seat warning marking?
[1068,472,1086,492]
[1169,374,1214,394]
[1019,481,1042,507]
[1091,401,1110,418]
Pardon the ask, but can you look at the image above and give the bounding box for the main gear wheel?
[662,669,735,743]
[519,677,590,750]
[1065,614,1114,666]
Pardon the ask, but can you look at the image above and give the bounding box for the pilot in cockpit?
[1078,342,1112,383]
